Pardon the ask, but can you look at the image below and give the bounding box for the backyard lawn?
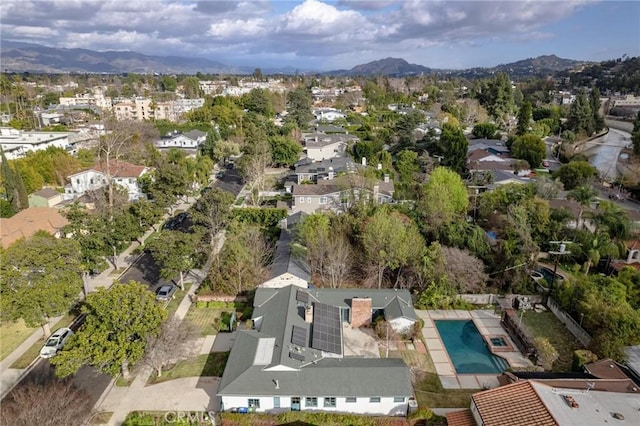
[147,352,229,385]
[522,311,583,371]
[387,349,476,408]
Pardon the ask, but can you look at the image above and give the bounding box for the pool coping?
[418,309,533,390]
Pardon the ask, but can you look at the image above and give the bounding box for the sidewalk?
[0,196,198,402]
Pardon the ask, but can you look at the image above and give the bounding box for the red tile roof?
[472,381,558,426]
[93,160,147,178]
[446,409,476,426]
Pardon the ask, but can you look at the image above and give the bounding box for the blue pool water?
[435,320,509,374]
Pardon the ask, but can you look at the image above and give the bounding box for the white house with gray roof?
[217,285,417,415]
[303,133,358,162]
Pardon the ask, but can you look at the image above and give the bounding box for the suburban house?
[446,380,638,426]
[217,284,417,415]
[302,133,358,162]
[291,174,394,214]
[0,207,69,249]
[260,228,311,289]
[0,127,71,160]
[610,238,640,274]
[28,188,63,208]
[292,157,358,184]
[155,129,207,150]
[548,198,595,231]
[65,160,149,202]
[312,108,347,122]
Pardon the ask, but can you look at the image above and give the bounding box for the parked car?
[162,212,188,230]
[609,193,624,201]
[542,160,550,168]
[40,327,74,358]
[215,171,225,179]
[155,284,177,302]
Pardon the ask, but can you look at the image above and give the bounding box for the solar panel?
[291,325,308,347]
[289,351,305,362]
[311,302,342,354]
[296,290,309,303]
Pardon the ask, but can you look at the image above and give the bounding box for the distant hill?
[327,57,432,77]
[444,55,590,78]
[0,40,235,74]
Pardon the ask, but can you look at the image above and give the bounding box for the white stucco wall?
[306,142,345,161]
[220,395,409,416]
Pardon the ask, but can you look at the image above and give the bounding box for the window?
[323,397,336,408]
[273,397,280,408]
[248,399,260,408]
[299,197,305,204]
[345,397,357,403]
[90,178,94,184]
[370,397,381,403]
[394,397,405,403]
[319,196,327,205]
[305,397,317,407]
[307,197,311,203]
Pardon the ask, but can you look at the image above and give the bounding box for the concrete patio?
[417,309,532,390]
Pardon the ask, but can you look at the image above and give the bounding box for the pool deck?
[417,309,533,390]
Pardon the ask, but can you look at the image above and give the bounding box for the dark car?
[225,163,234,170]
[155,284,177,302]
[163,212,188,230]
[215,171,225,179]
[609,193,624,201]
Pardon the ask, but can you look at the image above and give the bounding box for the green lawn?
[9,315,76,368]
[0,319,38,361]
[164,284,191,316]
[387,349,476,408]
[147,352,229,385]
[522,311,584,371]
[184,307,232,336]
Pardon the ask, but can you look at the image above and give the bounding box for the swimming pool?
[435,320,509,374]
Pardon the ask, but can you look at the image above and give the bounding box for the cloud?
[336,0,400,11]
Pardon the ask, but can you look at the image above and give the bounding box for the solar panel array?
[289,351,305,362]
[291,325,308,347]
[311,302,342,354]
[296,290,309,303]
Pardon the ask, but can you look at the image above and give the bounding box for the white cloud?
[207,18,267,39]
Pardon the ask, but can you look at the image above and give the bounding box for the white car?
[40,327,74,358]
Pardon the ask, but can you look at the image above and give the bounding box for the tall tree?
[568,185,597,229]
[147,230,200,290]
[516,101,533,136]
[589,87,605,133]
[1,147,17,215]
[191,188,234,251]
[286,87,313,129]
[12,161,29,211]
[395,149,419,183]
[632,111,640,156]
[477,73,514,125]
[0,235,83,337]
[362,208,425,288]
[567,89,594,136]
[0,369,93,426]
[511,134,546,168]
[268,136,302,167]
[418,166,469,231]
[437,123,468,173]
[143,316,197,378]
[554,160,598,190]
[51,281,167,380]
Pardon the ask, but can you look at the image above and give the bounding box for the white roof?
[532,381,640,425]
[253,337,275,365]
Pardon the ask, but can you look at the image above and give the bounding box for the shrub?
[572,349,599,371]
[534,336,559,370]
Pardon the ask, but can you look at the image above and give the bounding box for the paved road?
[585,127,630,182]
[211,168,244,197]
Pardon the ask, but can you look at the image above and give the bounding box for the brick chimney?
[350,298,372,328]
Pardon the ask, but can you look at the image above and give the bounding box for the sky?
[1,0,638,71]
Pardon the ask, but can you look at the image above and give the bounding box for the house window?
[273,397,280,408]
[345,397,357,403]
[90,178,94,184]
[307,197,311,203]
[370,397,381,403]
[129,178,134,184]
[319,197,327,204]
[76,179,80,184]
[394,397,405,403]
[248,399,260,408]
[299,197,305,203]
[305,397,318,407]
[323,397,336,407]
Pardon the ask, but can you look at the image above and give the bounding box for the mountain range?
[0,40,588,77]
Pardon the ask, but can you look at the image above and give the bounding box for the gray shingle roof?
[268,230,311,282]
[303,133,358,148]
[292,174,394,197]
[294,157,357,175]
[218,285,415,398]
[32,188,60,198]
[184,129,206,140]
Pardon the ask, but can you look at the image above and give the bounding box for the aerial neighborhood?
[1,53,640,426]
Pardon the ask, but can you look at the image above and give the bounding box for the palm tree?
[568,186,597,229]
